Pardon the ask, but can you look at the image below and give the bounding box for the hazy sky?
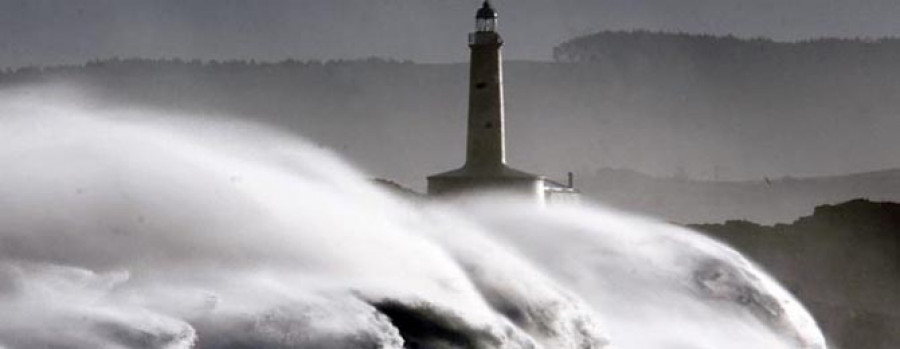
[3,0,900,68]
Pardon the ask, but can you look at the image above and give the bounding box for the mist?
[0,87,825,348]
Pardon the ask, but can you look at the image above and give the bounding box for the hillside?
[3,31,900,220]
[580,168,900,224]
[692,199,900,349]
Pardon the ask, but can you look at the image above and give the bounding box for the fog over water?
[0,88,825,348]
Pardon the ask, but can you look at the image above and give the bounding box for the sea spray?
[457,197,826,348]
[0,87,825,348]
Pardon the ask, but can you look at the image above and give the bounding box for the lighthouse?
[428,1,578,204]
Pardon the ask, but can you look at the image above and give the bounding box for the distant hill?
[554,30,900,65]
[691,199,900,349]
[580,168,900,224]
[3,31,900,198]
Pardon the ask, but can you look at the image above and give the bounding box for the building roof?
[428,164,542,180]
[476,1,498,19]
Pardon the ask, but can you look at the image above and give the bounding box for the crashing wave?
[0,89,825,348]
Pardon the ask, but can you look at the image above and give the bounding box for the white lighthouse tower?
[427,1,554,204]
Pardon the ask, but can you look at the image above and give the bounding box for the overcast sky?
[3,0,900,68]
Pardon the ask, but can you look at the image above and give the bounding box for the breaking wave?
[0,87,825,348]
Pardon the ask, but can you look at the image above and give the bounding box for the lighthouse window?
[476,18,497,32]
[485,122,493,129]
[476,82,487,89]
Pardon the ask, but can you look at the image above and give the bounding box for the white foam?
[0,87,825,348]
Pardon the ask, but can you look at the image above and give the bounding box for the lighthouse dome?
[476,1,498,19]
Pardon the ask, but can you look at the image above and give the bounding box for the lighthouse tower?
[427,1,548,203]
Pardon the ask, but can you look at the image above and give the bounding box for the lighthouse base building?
[427,1,579,205]
[428,166,548,204]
